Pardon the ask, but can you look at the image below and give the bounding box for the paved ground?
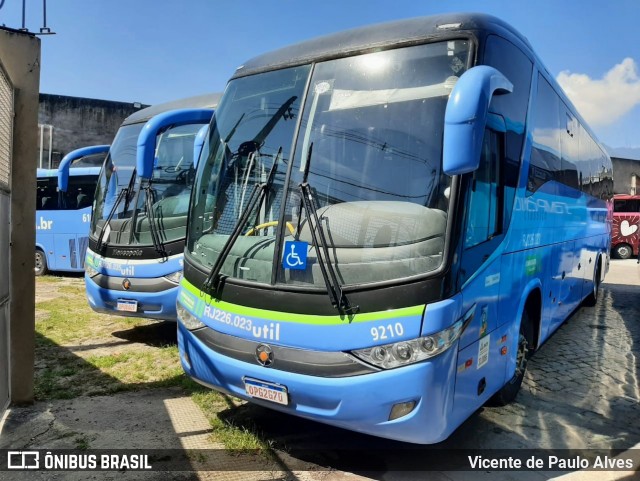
[1,260,639,480]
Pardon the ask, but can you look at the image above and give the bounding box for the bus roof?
[37,166,101,178]
[230,12,608,162]
[232,13,530,79]
[122,92,222,126]
[613,194,640,200]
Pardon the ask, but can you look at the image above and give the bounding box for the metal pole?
[21,0,26,30]
[42,0,47,29]
[48,125,52,169]
[39,125,44,169]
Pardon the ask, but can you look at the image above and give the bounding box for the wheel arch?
[514,278,542,351]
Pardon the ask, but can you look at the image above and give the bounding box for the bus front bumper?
[85,274,179,321]
[177,322,459,444]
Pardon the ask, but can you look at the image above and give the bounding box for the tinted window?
[614,199,640,213]
[528,75,561,193]
[61,175,98,210]
[464,129,502,248]
[560,106,580,190]
[484,35,532,126]
[36,177,58,210]
[483,35,532,225]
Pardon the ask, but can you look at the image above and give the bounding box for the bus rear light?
[389,401,417,420]
[351,319,464,369]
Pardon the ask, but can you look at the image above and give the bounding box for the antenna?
[39,0,53,34]
[14,0,56,35]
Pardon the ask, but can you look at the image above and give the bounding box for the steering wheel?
[245,221,295,236]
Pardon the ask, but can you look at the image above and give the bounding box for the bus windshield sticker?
[477,335,490,369]
[282,241,308,270]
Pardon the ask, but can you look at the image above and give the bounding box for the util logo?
[36,217,53,230]
[252,323,280,341]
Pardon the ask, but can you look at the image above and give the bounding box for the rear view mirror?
[443,66,512,175]
[137,109,214,179]
[57,145,110,192]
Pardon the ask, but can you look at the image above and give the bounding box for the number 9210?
[370,323,404,342]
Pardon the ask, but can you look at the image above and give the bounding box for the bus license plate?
[116,300,138,312]
[244,378,288,405]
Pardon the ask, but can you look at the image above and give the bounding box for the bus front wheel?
[613,243,632,259]
[35,250,48,276]
[489,310,533,406]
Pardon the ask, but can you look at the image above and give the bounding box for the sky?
[1,0,639,152]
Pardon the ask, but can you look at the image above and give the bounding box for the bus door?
[454,127,507,409]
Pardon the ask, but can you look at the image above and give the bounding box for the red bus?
[612,194,640,259]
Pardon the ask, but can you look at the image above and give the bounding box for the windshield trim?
[233,32,478,80]
[188,36,475,293]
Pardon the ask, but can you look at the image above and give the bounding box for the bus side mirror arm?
[137,108,214,179]
[57,145,110,192]
[443,66,513,175]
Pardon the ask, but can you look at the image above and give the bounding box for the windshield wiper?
[203,146,283,293]
[96,168,137,253]
[298,144,359,316]
[143,181,168,261]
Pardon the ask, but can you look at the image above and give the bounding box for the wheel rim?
[513,333,528,379]
[618,246,630,258]
[35,253,43,273]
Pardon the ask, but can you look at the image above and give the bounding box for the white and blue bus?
[84,94,220,321]
[35,145,109,276]
[176,14,613,444]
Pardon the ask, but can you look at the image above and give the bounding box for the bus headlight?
[165,270,183,284]
[85,264,99,278]
[350,319,464,369]
[176,301,205,330]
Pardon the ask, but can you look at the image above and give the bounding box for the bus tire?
[584,258,601,307]
[35,250,48,276]
[488,310,533,406]
[613,243,632,259]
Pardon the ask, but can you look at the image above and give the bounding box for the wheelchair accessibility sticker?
[283,241,308,270]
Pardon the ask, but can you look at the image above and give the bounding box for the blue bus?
[176,14,613,444]
[84,94,220,321]
[35,145,110,276]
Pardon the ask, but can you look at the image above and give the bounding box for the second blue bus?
[84,93,220,321]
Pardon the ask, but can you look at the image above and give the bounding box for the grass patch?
[35,276,272,457]
[190,389,276,457]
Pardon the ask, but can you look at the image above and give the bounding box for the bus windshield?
[91,122,205,246]
[188,40,469,288]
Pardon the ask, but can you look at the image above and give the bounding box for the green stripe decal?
[180,278,425,325]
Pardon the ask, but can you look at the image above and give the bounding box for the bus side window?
[464,129,502,249]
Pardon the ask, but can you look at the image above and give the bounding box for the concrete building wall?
[0,27,41,405]
[611,157,640,195]
[38,94,147,168]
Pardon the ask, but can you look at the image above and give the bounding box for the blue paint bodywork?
[176,16,612,444]
[86,108,214,321]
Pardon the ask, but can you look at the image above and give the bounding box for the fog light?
[389,400,417,421]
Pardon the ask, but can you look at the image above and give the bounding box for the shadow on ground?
[208,281,640,479]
